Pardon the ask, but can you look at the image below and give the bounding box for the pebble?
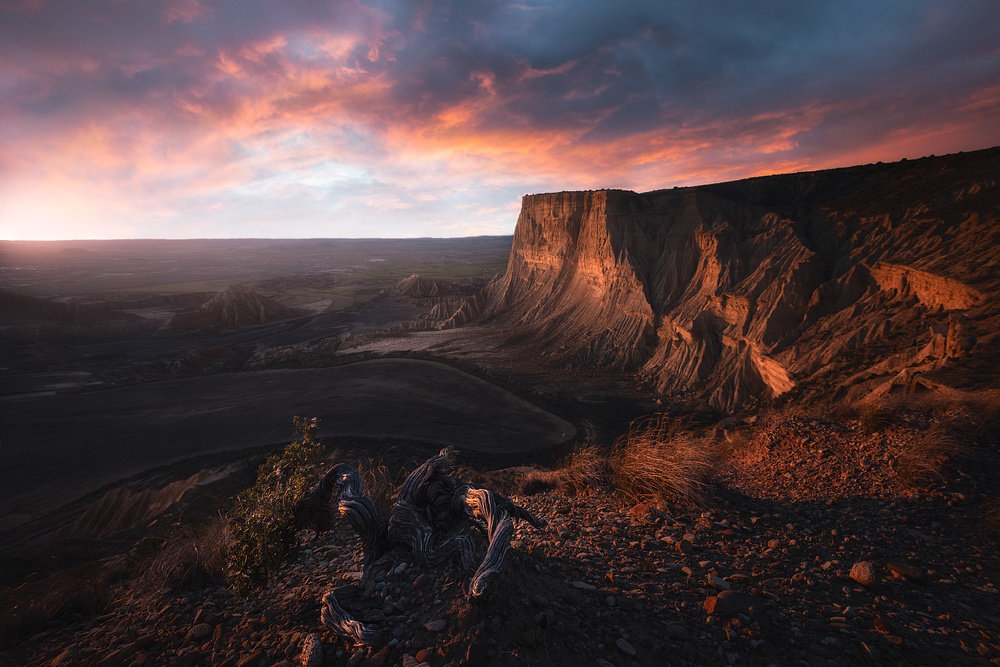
[572,580,596,591]
[424,619,446,632]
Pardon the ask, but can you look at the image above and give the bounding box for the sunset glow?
[1,0,998,240]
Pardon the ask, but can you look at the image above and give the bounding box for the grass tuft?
[519,444,612,497]
[611,414,714,507]
[859,399,897,434]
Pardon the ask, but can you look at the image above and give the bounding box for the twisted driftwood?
[295,447,546,645]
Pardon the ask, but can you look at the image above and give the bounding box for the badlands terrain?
[1,147,999,666]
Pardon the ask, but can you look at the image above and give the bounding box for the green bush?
[227,417,321,593]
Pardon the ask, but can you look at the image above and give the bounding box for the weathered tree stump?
[294,447,546,645]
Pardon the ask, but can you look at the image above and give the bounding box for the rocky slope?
[440,148,1000,411]
[6,411,999,667]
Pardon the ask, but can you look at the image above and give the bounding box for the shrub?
[227,417,322,593]
[612,414,713,506]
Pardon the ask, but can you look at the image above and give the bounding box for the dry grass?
[356,455,399,521]
[896,421,968,489]
[0,563,109,645]
[137,517,230,592]
[859,398,898,434]
[519,444,612,497]
[611,414,715,507]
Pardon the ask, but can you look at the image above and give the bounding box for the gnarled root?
[309,447,546,645]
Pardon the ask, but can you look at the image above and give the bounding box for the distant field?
[113,278,273,293]
[0,237,512,298]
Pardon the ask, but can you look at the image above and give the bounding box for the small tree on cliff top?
[228,417,321,593]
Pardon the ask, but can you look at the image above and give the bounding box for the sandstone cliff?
[443,148,1000,411]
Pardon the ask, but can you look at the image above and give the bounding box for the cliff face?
[445,148,1000,411]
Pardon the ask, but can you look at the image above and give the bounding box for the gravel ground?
[5,413,1000,667]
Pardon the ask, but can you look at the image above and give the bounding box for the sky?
[1,1,998,240]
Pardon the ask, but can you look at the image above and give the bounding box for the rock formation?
[168,284,305,330]
[443,148,1000,411]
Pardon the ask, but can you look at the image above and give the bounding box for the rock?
[666,624,689,641]
[850,561,878,587]
[185,623,212,644]
[193,608,214,626]
[237,650,267,667]
[629,502,652,521]
[299,634,323,667]
[572,581,596,591]
[886,562,927,584]
[707,574,730,591]
[424,619,446,632]
[363,647,389,667]
[521,629,537,647]
[616,638,637,657]
[414,648,434,663]
[50,647,77,666]
[705,590,766,617]
[677,540,694,555]
[175,650,203,667]
[465,642,488,665]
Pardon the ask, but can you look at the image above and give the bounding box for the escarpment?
[445,148,1000,411]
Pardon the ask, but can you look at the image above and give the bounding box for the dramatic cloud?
[1,0,998,239]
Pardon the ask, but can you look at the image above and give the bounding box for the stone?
[363,647,389,667]
[707,574,731,591]
[186,623,213,644]
[616,638,637,657]
[236,650,267,667]
[466,642,488,665]
[886,562,927,584]
[50,647,77,666]
[424,619,446,632]
[677,540,694,555]
[705,590,766,617]
[666,624,689,641]
[629,503,652,521]
[850,561,878,588]
[572,581,596,591]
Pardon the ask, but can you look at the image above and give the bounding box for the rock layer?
[444,148,1000,410]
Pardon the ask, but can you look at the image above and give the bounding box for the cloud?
[1,0,998,239]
